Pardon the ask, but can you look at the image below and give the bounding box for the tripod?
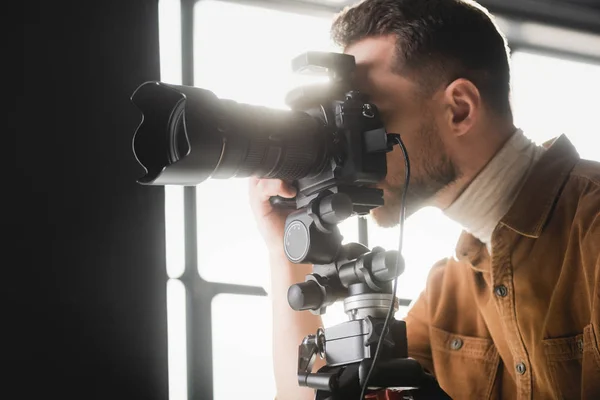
[283,189,448,400]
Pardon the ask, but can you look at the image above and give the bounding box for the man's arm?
[248,178,325,400]
[269,251,325,400]
[582,194,600,398]
[403,259,448,377]
[404,291,434,376]
[588,209,599,329]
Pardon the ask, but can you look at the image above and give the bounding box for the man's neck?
[442,128,546,246]
[431,121,517,210]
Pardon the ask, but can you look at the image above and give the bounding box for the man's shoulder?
[423,256,468,292]
[425,257,448,281]
[569,159,600,249]
[565,158,600,228]
[570,158,600,187]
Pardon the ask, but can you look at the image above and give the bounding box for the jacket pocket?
[430,326,499,400]
[543,323,600,399]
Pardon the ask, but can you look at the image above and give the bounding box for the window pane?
[165,186,185,279]
[193,0,339,288]
[158,0,181,85]
[511,50,600,161]
[212,294,275,400]
[193,1,336,108]
[167,279,188,400]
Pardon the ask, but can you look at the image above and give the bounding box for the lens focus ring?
[235,137,269,178]
[269,140,322,181]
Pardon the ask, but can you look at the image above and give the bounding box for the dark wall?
[12,0,168,398]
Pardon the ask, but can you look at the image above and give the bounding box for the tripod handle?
[269,195,297,208]
[299,372,338,391]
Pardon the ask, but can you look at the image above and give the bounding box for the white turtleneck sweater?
[443,129,546,251]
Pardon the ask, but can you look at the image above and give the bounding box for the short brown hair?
[331,0,512,116]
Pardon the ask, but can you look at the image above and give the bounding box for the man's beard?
[370,119,458,228]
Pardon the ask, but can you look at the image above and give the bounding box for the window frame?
[178,2,344,398]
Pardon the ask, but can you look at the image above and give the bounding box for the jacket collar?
[499,134,579,238]
[455,134,580,264]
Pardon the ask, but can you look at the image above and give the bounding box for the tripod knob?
[371,250,404,283]
[288,281,324,311]
[318,193,353,225]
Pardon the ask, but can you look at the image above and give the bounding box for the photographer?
[249,0,600,399]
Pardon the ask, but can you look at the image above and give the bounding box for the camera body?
[282,52,391,210]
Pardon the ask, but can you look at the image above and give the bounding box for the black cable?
[359,134,410,400]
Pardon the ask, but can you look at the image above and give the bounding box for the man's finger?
[278,181,297,198]
[255,179,296,200]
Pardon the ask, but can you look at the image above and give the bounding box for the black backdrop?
[11,0,168,398]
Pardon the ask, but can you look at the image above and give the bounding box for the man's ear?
[443,78,481,136]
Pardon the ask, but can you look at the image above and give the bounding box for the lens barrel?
[131,82,328,185]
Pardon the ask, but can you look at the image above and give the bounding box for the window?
[211,294,275,399]
[365,208,463,309]
[193,0,337,289]
[159,1,600,399]
[192,2,341,400]
[511,50,600,161]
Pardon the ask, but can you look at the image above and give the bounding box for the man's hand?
[248,177,297,251]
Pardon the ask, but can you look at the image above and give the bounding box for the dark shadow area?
[11,0,168,398]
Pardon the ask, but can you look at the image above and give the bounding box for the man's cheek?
[384,167,403,188]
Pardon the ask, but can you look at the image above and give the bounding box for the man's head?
[331,0,514,227]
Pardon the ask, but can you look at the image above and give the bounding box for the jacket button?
[516,362,527,375]
[494,285,508,297]
[450,338,463,350]
[577,339,584,352]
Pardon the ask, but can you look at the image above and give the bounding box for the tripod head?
[285,188,402,319]
[283,189,437,399]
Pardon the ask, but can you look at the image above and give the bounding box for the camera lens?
[131,82,328,185]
